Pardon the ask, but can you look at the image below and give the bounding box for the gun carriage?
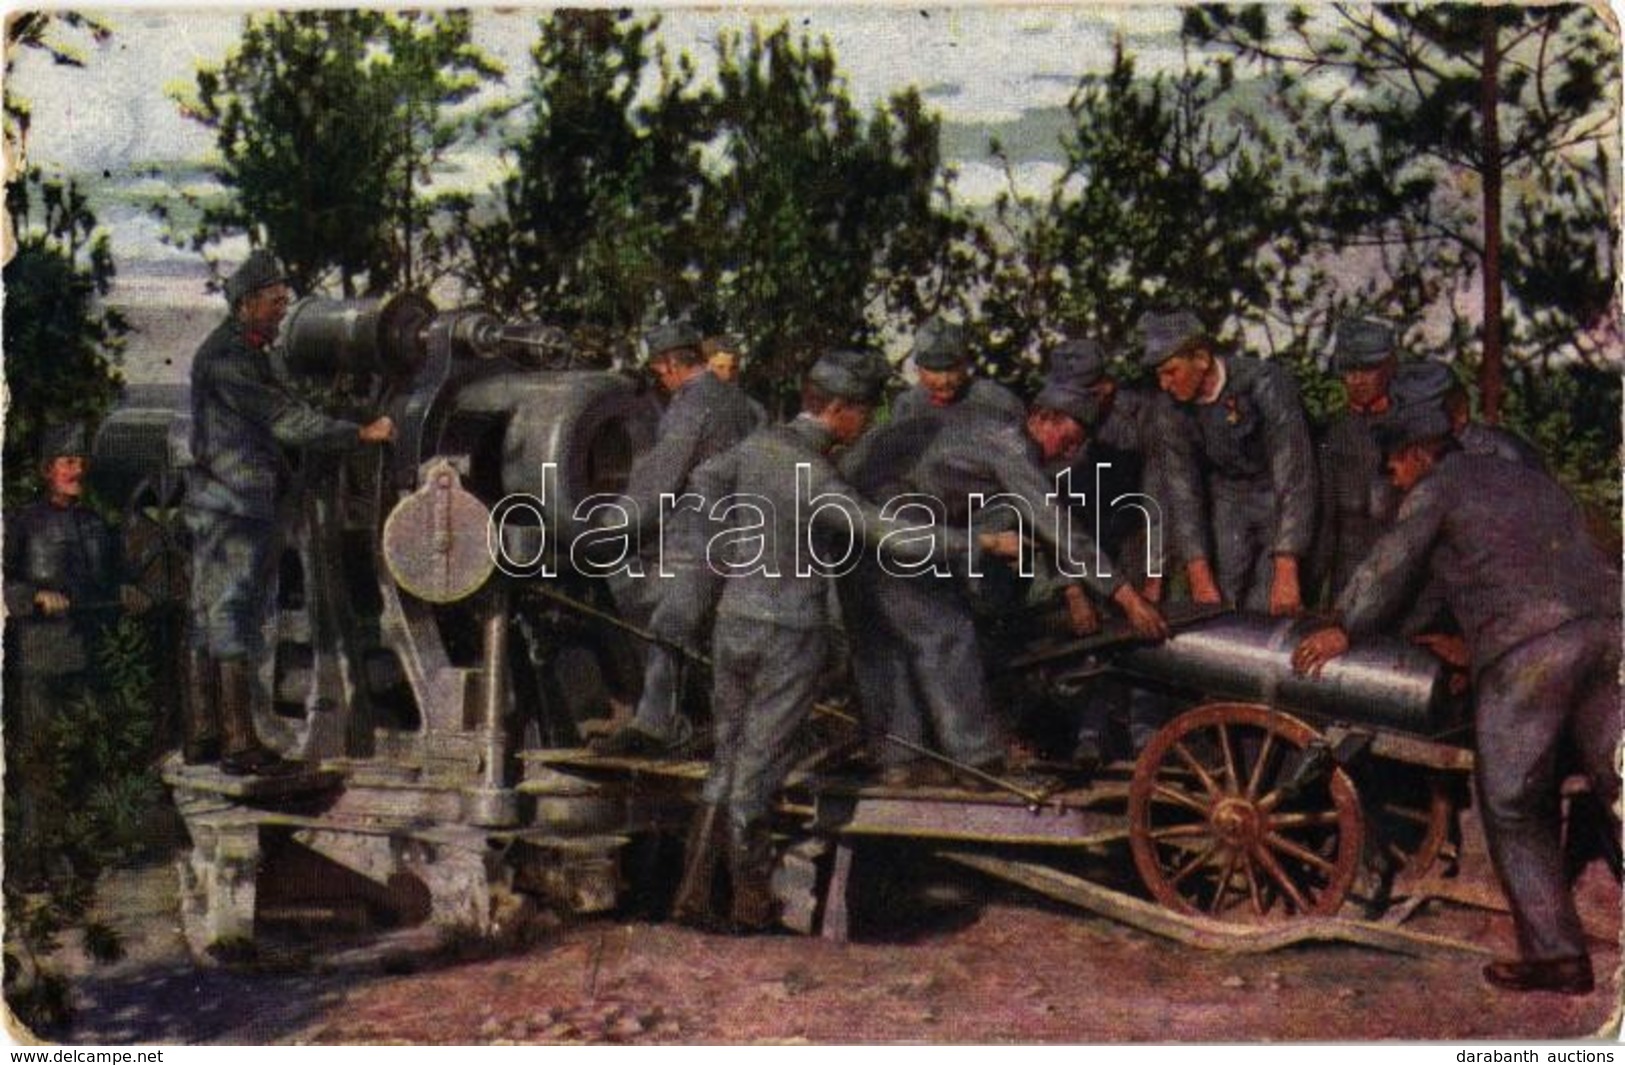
[93,294,1494,957]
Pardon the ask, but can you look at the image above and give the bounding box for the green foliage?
[2,173,130,507]
[169,10,505,295]
[1503,363,1622,535]
[3,13,111,151]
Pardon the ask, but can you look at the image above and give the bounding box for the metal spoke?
[1245,732,1276,801]
[1252,843,1311,913]
[1264,831,1338,877]
[1152,783,1211,817]
[1168,838,1225,888]
[1171,740,1223,799]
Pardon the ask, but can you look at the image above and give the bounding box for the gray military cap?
[1138,310,1207,369]
[1050,337,1106,387]
[1375,401,1454,455]
[1390,360,1455,409]
[1034,370,1097,425]
[808,348,890,404]
[1331,317,1397,374]
[38,422,89,462]
[224,249,287,305]
[911,317,970,371]
[643,320,704,362]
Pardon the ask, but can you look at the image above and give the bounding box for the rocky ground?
[12,836,1621,1046]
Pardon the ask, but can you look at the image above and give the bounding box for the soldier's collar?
[1195,355,1228,406]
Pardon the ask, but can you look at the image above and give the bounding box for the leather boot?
[728,820,778,932]
[182,647,221,765]
[217,658,297,777]
[670,804,727,929]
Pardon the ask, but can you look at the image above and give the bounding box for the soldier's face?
[1343,358,1396,409]
[240,282,293,337]
[708,351,741,384]
[648,354,686,394]
[828,400,873,445]
[917,365,970,407]
[1385,445,1432,492]
[1029,411,1086,463]
[42,455,87,502]
[1155,351,1210,404]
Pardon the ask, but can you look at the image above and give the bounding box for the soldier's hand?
[1139,576,1164,604]
[33,590,69,616]
[1186,558,1223,605]
[359,416,397,444]
[1063,584,1101,637]
[1412,632,1470,670]
[119,584,153,616]
[978,531,1022,560]
[1268,555,1303,617]
[1291,625,1349,678]
[1112,585,1170,641]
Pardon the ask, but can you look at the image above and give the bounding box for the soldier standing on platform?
[669,349,973,932]
[892,316,1025,423]
[3,424,143,886]
[1293,402,1621,997]
[184,250,396,775]
[592,321,756,757]
[1142,309,1316,615]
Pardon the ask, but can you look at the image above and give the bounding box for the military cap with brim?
[1034,373,1099,426]
[38,422,89,462]
[1374,402,1454,455]
[808,348,890,404]
[643,320,704,362]
[1390,360,1455,409]
[224,249,287,305]
[1331,317,1397,374]
[1051,337,1107,387]
[911,317,970,371]
[1138,310,1207,369]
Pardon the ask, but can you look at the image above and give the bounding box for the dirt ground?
[20,836,1622,1046]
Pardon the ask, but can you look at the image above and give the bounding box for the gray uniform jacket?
[1457,422,1545,471]
[1163,355,1317,562]
[691,415,965,630]
[893,377,1025,424]
[622,370,757,547]
[1313,406,1400,602]
[3,500,121,676]
[1089,387,1196,581]
[902,403,1124,600]
[1335,451,1619,676]
[188,318,364,520]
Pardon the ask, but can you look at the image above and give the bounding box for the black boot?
[182,647,221,765]
[217,659,298,777]
[728,820,778,932]
[671,804,727,929]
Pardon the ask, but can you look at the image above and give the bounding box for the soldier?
[1293,402,1621,996]
[702,333,767,429]
[592,321,757,756]
[185,250,396,775]
[891,316,1025,423]
[3,424,142,885]
[670,349,973,931]
[1141,309,1315,614]
[842,364,1169,786]
[1310,317,1404,604]
[1391,360,1545,470]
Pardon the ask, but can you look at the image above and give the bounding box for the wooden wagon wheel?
[1128,702,1365,922]
[1370,769,1460,885]
[123,472,190,608]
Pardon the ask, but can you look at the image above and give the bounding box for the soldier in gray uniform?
[892,316,1025,423]
[592,321,757,756]
[1293,403,1620,996]
[1390,360,1545,470]
[3,424,140,884]
[842,365,1170,786]
[185,250,396,775]
[1141,309,1316,614]
[670,349,971,931]
[1310,317,1405,604]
